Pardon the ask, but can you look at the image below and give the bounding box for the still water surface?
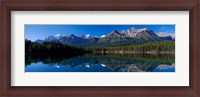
[25,54,175,72]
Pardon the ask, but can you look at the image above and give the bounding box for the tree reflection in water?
[25,53,175,72]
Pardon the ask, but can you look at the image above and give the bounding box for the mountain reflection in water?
[25,54,175,72]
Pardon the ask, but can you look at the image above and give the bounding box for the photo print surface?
[25,25,175,72]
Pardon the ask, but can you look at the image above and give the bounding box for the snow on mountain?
[44,34,64,42]
[170,34,175,39]
[101,35,106,38]
[104,30,123,39]
[80,34,94,39]
[124,27,139,38]
[119,27,159,39]
[156,32,170,37]
[101,64,106,67]
[34,27,174,47]
[156,32,175,40]
[44,35,58,42]
[56,34,61,37]
[54,34,64,39]
[127,27,137,33]
[86,34,93,39]
[119,30,126,34]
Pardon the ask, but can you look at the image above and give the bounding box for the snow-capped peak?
[85,64,90,68]
[120,30,126,34]
[101,64,106,67]
[54,34,62,39]
[130,27,137,31]
[85,34,91,37]
[101,35,106,38]
[81,34,94,39]
[156,32,170,37]
[56,34,61,37]
[156,32,175,39]
[138,28,149,32]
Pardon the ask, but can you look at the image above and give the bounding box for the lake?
[25,54,175,72]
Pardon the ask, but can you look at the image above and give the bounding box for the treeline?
[86,41,175,54]
[85,53,175,63]
[25,39,88,56]
[26,39,175,56]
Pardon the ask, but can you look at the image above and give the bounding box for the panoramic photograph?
[25,25,175,72]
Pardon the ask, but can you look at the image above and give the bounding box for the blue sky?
[25,25,175,41]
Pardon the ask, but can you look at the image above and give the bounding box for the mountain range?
[34,27,175,47]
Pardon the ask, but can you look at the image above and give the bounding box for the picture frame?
[0,0,199,96]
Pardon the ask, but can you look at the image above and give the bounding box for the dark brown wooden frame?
[0,0,199,96]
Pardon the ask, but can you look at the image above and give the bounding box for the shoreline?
[90,51,175,54]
